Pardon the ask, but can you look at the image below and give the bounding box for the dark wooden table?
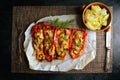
[11,6,112,73]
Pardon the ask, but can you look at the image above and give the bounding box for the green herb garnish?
[53,18,60,26]
[51,18,74,28]
[34,39,38,45]
[45,38,50,44]
[75,41,81,47]
[63,36,68,41]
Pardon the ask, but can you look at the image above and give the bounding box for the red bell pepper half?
[43,25,56,62]
[31,23,45,61]
[69,29,87,59]
[55,28,71,60]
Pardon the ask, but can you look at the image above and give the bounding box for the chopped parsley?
[63,36,68,41]
[34,39,38,45]
[45,38,50,44]
[75,41,81,47]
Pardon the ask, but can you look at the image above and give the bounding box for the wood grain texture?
[11,6,112,73]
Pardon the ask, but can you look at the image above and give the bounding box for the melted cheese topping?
[33,30,45,61]
[56,29,70,57]
[44,29,55,55]
[71,31,84,54]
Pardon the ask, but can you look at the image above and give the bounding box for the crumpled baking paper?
[23,15,96,72]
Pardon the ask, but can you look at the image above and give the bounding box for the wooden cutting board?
[11,6,112,73]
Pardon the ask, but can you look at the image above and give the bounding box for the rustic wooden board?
[11,6,112,73]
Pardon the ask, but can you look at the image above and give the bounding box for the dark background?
[1,0,120,80]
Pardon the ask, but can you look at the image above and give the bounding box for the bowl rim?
[82,2,112,32]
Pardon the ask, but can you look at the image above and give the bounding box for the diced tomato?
[57,51,67,60]
[45,54,53,62]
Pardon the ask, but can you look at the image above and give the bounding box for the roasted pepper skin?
[69,29,87,59]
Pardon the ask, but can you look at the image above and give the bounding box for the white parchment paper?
[23,15,96,72]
